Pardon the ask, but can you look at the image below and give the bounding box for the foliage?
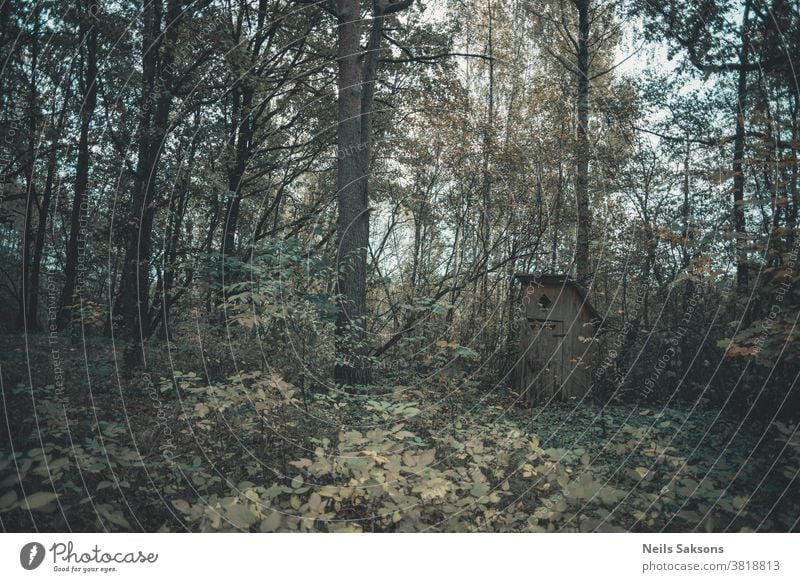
[2,369,796,532]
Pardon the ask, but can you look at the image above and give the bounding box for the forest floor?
[1,333,798,532]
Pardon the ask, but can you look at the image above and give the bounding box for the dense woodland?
[1,0,800,532]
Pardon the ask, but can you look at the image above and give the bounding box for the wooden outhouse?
[514,274,601,404]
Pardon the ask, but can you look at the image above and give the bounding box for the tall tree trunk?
[574,0,591,282]
[297,0,412,385]
[732,1,751,296]
[222,87,253,258]
[29,126,63,330]
[682,132,692,266]
[19,182,37,330]
[551,161,564,270]
[17,13,39,331]
[477,0,494,327]
[60,0,98,329]
[119,0,181,368]
[333,0,371,385]
[789,93,798,253]
[157,121,198,339]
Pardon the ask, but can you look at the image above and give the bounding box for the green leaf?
[97,504,132,530]
[21,491,58,510]
[732,496,748,511]
[226,504,259,529]
[308,492,323,512]
[260,511,282,532]
[598,487,626,506]
[470,483,490,497]
[0,490,18,509]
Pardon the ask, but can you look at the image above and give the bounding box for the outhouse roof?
[513,273,602,322]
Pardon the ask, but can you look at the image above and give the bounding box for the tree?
[630,0,794,296]
[118,0,186,368]
[574,0,591,282]
[295,0,414,386]
[60,0,99,329]
[535,0,620,282]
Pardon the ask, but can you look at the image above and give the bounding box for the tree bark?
[333,0,371,385]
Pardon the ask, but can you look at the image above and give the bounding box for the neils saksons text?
[643,544,724,554]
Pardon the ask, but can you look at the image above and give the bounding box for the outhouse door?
[527,318,566,399]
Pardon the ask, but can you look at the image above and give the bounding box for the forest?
[1,0,799,533]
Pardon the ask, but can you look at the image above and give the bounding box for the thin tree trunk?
[682,133,692,266]
[574,0,591,282]
[222,85,253,258]
[732,1,751,296]
[789,94,798,252]
[478,0,494,328]
[60,0,98,329]
[19,181,37,330]
[157,123,198,338]
[29,127,63,330]
[17,13,39,331]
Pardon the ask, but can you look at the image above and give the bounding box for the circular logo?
[20,542,46,570]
